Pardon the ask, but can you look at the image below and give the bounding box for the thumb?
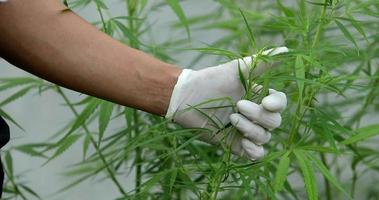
[239,46,289,76]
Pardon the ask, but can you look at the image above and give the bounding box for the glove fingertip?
[229,113,240,126]
[241,139,265,160]
[262,92,287,112]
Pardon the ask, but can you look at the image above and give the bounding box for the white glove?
[166,47,288,160]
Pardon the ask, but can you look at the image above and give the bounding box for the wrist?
[158,64,182,116]
[164,68,194,118]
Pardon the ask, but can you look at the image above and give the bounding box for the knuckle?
[236,100,250,110]
[258,131,271,145]
[252,146,265,160]
[261,112,281,129]
[242,139,265,160]
[250,127,271,145]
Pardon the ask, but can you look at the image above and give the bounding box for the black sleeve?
[0,117,10,198]
[0,117,10,148]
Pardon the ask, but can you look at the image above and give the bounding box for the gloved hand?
[166,47,288,160]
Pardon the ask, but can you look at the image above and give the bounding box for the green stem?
[345,69,379,126]
[7,172,27,200]
[350,164,357,198]
[124,0,142,195]
[311,0,328,48]
[95,3,108,33]
[288,0,329,147]
[133,109,142,194]
[204,151,231,200]
[127,0,138,48]
[55,87,127,196]
[321,153,332,200]
[287,99,303,146]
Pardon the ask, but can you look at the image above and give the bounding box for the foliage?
[1,0,379,199]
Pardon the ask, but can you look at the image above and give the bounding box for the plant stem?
[345,69,379,126]
[321,153,332,200]
[127,0,139,48]
[55,87,127,196]
[124,0,143,195]
[133,109,142,194]
[311,0,328,48]
[350,163,357,198]
[288,0,329,147]
[6,168,27,200]
[95,2,108,33]
[204,150,231,200]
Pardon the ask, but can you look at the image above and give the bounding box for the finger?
[230,113,271,145]
[250,85,287,112]
[236,100,282,130]
[240,46,289,76]
[262,89,287,112]
[248,84,264,98]
[241,138,265,160]
[262,46,289,56]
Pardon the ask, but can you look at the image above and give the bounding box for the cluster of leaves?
[0,0,379,199]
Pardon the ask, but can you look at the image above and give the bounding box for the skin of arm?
[0,0,182,116]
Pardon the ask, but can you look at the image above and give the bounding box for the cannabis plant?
[0,0,378,199]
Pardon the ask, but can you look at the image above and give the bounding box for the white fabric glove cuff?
[165,69,193,118]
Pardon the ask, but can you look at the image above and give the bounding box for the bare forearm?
[0,0,181,115]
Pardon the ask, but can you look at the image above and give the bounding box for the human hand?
[166,47,288,160]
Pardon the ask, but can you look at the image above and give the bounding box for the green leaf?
[64,165,96,177]
[276,0,295,18]
[4,151,13,177]
[295,55,305,100]
[342,124,379,145]
[307,153,351,199]
[98,101,114,144]
[82,134,91,160]
[113,19,141,45]
[334,19,359,50]
[46,134,82,163]
[15,145,47,158]
[274,152,291,192]
[189,106,222,129]
[20,185,41,199]
[237,62,248,92]
[0,108,24,130]
[294,149,318,200]
[168,168,178,195]
[140,172,165,194]
[0,86,34,107]
[312,125,337,151]
[300,146,339,153]
[94,0,108,9]
[240,9,257,50]
[67,99,100,135]
[338,15,368,42]
[165,0,190,38]
[306,1,329,6]
[301,55,326,71]
[0,77,40,92]
[187,47,240,58]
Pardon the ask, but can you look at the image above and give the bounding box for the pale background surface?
[0,0,378,199]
